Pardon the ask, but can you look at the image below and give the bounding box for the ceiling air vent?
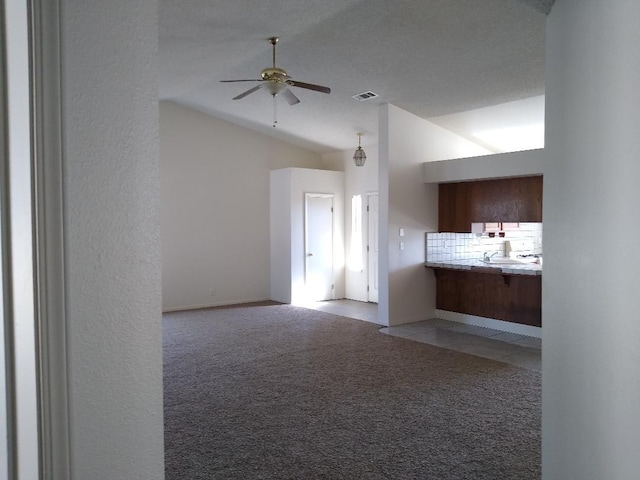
[352,91,379,101]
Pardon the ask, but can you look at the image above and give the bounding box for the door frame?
[366,192,379,303]
[0,1,12,474]
[2,0,44,477]
[31,0,71,477]
[4,0,71,478]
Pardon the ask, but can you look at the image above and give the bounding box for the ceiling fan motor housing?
[261,67,288,95]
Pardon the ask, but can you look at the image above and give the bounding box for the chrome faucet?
[483,251,498,262]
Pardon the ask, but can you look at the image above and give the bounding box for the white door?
[367,194,379,303]
[304,194,334,301]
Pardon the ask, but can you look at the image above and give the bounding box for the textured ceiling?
[159,0,553,153]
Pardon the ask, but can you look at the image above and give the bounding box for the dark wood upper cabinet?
[438,175,542,232]
[438,182,465,232]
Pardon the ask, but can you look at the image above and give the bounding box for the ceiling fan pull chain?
[272,94,278,127]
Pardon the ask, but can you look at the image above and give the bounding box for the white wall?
[59,0,164,478]
[423,148,545,183]
[543,1,640,478]
[160,101,325,311]
[322,146,378,301]
[430,95,545,153]
[269,169,293,303]
[379,104,490,326]
[270,168,344,304]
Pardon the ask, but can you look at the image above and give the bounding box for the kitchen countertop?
[425,258,542,276]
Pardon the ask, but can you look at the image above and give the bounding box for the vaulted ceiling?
[159,0,554,153]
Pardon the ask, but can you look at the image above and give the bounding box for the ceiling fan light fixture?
[353,132,367,167]
[220,36,331,121]
[265,81,286,96]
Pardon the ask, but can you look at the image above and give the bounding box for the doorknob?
[307,253,313,257]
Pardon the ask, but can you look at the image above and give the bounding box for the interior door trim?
[30,0,71,477]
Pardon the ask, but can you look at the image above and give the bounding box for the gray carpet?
[163,303,541,479]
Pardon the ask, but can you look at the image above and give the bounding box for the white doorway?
[367,193,379,303]
[304,194,334,301]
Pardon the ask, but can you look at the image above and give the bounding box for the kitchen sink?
[481,257,529,265]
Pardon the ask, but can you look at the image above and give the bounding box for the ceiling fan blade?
[287,80,331,94]
[281,88,300,105]
[232,84,263,100]
[220,79,263,83]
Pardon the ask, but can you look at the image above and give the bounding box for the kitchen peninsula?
[426,174,543,328]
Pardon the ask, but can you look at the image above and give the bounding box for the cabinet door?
[438,183,457,232]
[453,182,471,231]
[514,176,543,221]
[469,179,522,222]
[438,182,472,232]
[470,176,542,223]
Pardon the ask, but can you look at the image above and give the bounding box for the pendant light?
[353,132,367,167]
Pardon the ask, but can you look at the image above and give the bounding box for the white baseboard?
[435,309,542,338]
[162,297,272,313]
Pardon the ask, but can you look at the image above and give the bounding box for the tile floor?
[303,299,541,371]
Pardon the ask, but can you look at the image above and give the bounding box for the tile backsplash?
[425,223,543,262]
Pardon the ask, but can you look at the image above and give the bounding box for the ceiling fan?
[220,37,331,106]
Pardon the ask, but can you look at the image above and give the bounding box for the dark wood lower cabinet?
[432,268,541,327]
